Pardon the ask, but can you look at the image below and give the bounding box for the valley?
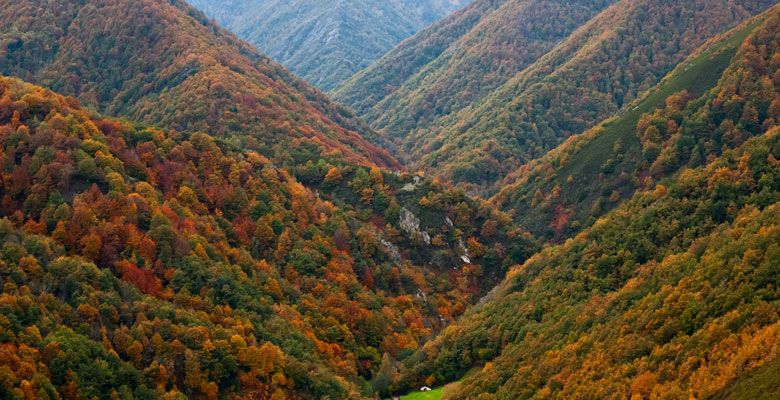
[0,0,778,399]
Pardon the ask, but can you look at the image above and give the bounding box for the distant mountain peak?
[187,0,471,90]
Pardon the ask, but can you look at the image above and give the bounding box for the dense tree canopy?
[0,75,536,399]
[495,10,779,241]
[335,0,614,145]
[337,0,775,194]
[0,0,397,170]
[0,0,778,398]
[391,9,780,398]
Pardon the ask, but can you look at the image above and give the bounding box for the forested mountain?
[413,132,780,399]
[186,0,470,91]
[334,0,615,141]
[1,0,779,398]
[493,12,772,241]
[389,8,780,398]
[0,0,397,170]
[0,74,537,398]
[0,0,543,398]
[337,0,775,194]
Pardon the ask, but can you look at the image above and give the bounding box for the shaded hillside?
[334,0,615,148]
[0,75,537,399]
[494,13,772,240]
[0,0,398,169]
[187,0,470,90]
[390,10,780,398]
[340,0,774,192]
[417,133,780,398]
[334,0,502,116]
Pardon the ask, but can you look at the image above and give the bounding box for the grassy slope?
[401,386,445,400]
[397,366,477,399]
[707,356,780,400]
[556,16,761,179]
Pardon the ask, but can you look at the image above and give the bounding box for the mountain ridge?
[334,0,615,147]
[0,71,538,398]
[390,8,780,397]
[0,0,399,170]
[492,12,769,240]
[187,0,471,90]
[337,0,775,194]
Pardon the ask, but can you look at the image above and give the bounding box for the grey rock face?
[399,207,431,245]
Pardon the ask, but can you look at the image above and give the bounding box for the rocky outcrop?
[399,207,431,244]
[458,237,471,265]
[380,237,403,264]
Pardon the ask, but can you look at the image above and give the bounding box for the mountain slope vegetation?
[334,0,615,145]
[187,0,470,91]
[338,0,775,193]
[0,74,537,399]
[391,9,780,398]
[0,0,397,170]
[0,0,778,399]
[333,0,502,116]
[493,12,771,240]
[0,0,545,398]
[425,141,780,398]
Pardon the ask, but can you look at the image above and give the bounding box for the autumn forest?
[0,0,778,399]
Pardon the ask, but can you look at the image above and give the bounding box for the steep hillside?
[334,0,615,145]
[333,0,502,116]
[417,133,780,398]
[2,0,778,399]
[390,10,780,398]
[187,0,470,91]
[0,0,398,169]
[494,12,772,240]
[0,75,537,399]
[340,0,774,192]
